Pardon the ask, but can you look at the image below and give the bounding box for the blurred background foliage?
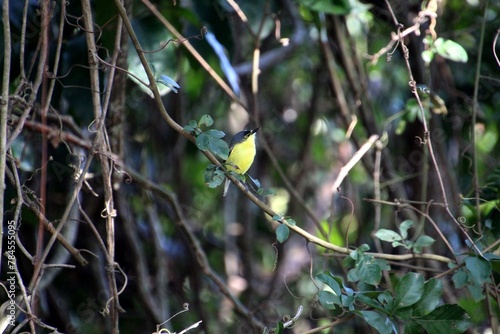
[1,0,500,333]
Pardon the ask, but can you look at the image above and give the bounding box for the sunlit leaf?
[316,273,341,296]
[422,49,434,64]
[375,229,402,242]
[205,129,226,139]
[399,220,414,239]
[434,38,468,63]
[198,114,214,127]
[413,235,435,253]
[318,290,341,309]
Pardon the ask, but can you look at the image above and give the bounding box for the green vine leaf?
[434,38,468,63]
[276,224,290,243]
[204,165,225,188]
[414,304,472,334]
[394,273,424,310]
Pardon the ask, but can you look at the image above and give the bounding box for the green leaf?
[375,229,402,243]
[422,49,434,64]
[183,120,199,133]
[412,278,443,316]
[348,250,389,286]
[395,273,424,309]
[396,119,407,135]
[413,235,435,253]
[347,268,359,282]
[272,214,282,221]
[276,224,290,243]
[414,304,472,334]
[434,38,468,63]
[359,244,371,252]
[452,268,468,289]
[357,310,395,334]
[465,256,491,285]
[198,114,213,127]
[258,188,277,196]
[341,294,355,308]
[392,241,408,249]
[196,132,211,151]
[195,131,229,159]
[374,258,391,271]
[205,129,225,139]
[399,220,414,239]
[287,218,296,226]
[357,258,383,286]
[274,321,284,334]
[377,291,395,313]
[356,292,381,310]
[349,249,360,261]
[208,137,230,160]
[467,283,485,302]
[204,166,225,188]
[404,321,425,334]
[316,273,341,296]
[396,306,414,321]
[318,290,341,309]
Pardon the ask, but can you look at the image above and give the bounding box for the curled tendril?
[415,136,426,146]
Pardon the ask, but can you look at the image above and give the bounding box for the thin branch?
[80,0,123,330]
[0,0,11,270]
[331,135,379,193]
[471,0,489,234]
[19,0,29,79]
[493,29,500,68]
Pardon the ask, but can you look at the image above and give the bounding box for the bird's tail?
[223,177,231,196]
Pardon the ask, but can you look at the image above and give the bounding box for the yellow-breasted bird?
[223,127,261,196]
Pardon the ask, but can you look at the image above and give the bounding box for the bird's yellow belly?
[225,139,256,174]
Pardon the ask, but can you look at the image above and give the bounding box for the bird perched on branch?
[223,127,261,196]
